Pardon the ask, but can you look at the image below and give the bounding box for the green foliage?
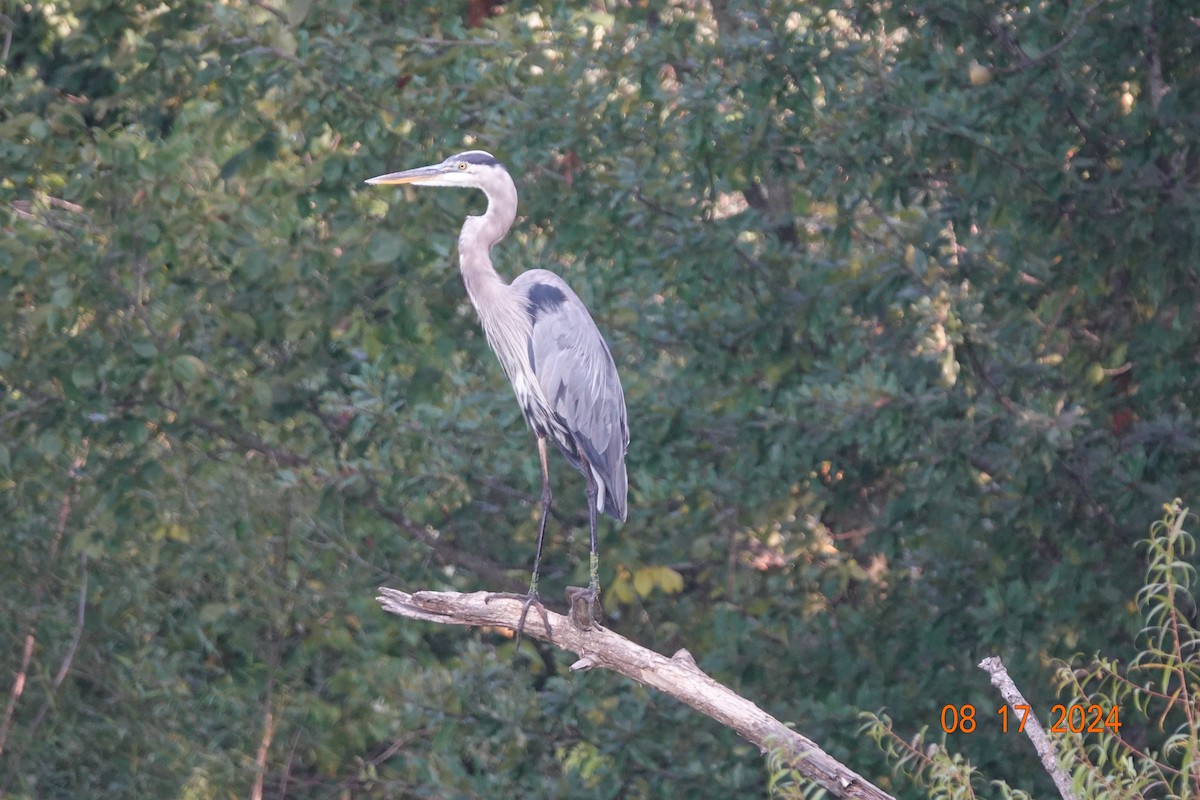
[1054,500,1200,797]
[2,0,1199,797]
[862,502,1200,798]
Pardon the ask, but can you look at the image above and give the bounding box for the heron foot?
[566,586,603,630]
[486,591,552,645]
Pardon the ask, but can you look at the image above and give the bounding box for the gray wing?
[514,269,629,521]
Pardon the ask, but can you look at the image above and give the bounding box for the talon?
[516,592,553,645]
[566,586,602,630]
[485,591,553,645]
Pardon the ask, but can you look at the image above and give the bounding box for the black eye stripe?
[455,151,500,167]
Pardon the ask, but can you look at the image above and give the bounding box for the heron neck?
[458,221,531,387]
[457,175,519,299]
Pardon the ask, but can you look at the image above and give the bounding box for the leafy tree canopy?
[2,0,1197,797]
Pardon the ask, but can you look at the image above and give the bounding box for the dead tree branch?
[980,655,1078,800]
[377,588,894,800]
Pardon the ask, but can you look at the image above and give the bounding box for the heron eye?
[457,162,467,170]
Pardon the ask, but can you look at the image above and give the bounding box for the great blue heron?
[366,150,629,638]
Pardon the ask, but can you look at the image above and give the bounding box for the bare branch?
[249,0,287,24]
[51,556,87,691]
[188,415,309,468]
[0,14,12,66]
[979,655,1078,800]
[1144,0,1165,112]
[742,180,799,246]
[391,30,500,46]
[23,555,89,741]
[0,441,88,758]
[0,634,35,759]
[251,679,276,800]
[987,1,1105,75]
[378,588,895,800]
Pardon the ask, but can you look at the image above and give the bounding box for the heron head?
[366,150,505,190]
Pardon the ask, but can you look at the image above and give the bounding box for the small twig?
[378,588,895,800]
[1060,663,1179,784]
[51,555,88,691]
[632,188,685,221]
[0,441,88,758]
[45,197,86,214]
[979,656,1078,800]
[925,119,1054,199]
[394,35,499,47]
[0,14,12,66]
[186,413,309,468]
[0,634,36,759]
[222,36,303,65]
[724,519,739,601]
[987,1,1105,75]
[279,730,301,798]
[25,555,89,737]
[0,396,51,426]
[1144,0,1165,112]
[249,0,287,24]
[361,485,521,590]
[247,43,303,65]
[961,336,1017,414]
[251,677,276,800]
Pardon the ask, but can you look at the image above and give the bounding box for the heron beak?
[364,163,447,186]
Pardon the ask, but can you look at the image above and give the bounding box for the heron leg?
[528,437,553,598]
[568,454,603,630]
[514,437,554,646]
[487,437,555,647]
